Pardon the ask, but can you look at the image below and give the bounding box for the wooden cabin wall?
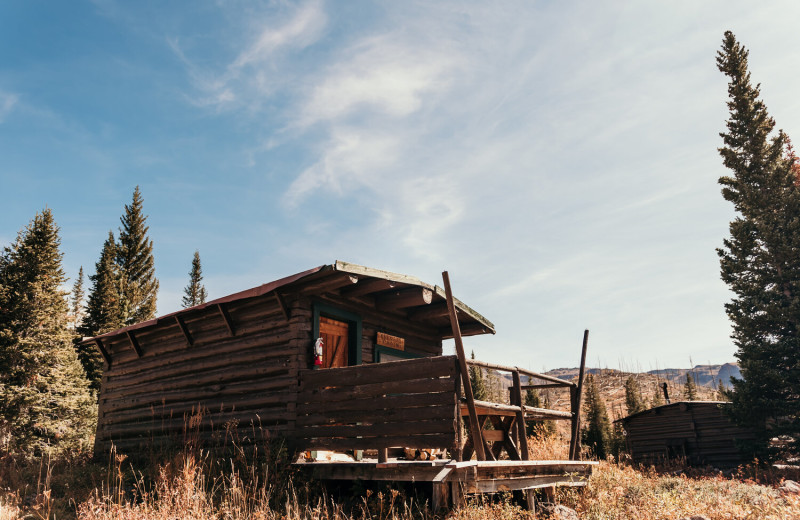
[622,403,754,468]
[285,291,444,368]
[95,294,296,455]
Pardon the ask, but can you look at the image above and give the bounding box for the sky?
[2,1,800,372]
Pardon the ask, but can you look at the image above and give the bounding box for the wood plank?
[297,403,455,427]
[273,292,290,321]
[299,355,456,389]
[466,359,575,388]
[298,377,454,406]
[104,409,295,437]
[298,418,454,438]
[406,302,450,321]
[296,433,454,451]
[297,391,453,414]
[296,274,359,295]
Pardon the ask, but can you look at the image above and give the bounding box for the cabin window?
[312,303,362,368]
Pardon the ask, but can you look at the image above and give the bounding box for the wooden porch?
[292,272,595,512]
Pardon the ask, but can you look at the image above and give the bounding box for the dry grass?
[558,461,800,520]
[1,431,799,520]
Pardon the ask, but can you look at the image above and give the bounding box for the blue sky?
[2,1,800,371]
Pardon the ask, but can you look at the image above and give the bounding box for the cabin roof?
[80,260,496,345]
[614,401,728,423]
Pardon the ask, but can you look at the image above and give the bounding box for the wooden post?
[378,448,388,463]
[442,271,487,461]
[569,329,589,460]
[512,369,530,460]
[432,482,449,512]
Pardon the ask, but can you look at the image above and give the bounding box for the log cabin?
[81,261,596,511]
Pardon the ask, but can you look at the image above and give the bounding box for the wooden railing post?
[512,369,530,460]
[442,271,487,461]
[569,329,589,460]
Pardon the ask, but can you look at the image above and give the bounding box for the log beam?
[375,287,433,311]
[94,338,112,366]
[126,331,143,358]
[217,303,236,337]
[339,278,397,297]
[407,301,450,321]
[297,274,359,295]
[274,291,290,321]
[174,315,193,347]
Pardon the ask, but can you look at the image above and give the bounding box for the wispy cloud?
[0,91,18,123]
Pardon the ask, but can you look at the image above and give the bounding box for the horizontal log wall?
[295,356,459,451]
[623,403,755,467]
[95,294,297,455]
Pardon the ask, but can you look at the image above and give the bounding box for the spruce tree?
[683,372,698,401]
[0,210,96,456]
[70,266,85,330]
[581,374,611,459]
[716,31,800,459]
[77,231,123,390]
[117,186,158,325]
[469,351,487,401]
[624,376,646,415]
[181,250,208,308]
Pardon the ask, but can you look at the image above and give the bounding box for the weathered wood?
[126,331,143,358]
[273,292,290,321]
[459,401,572,420]
[442,271,487,461]
[432,481,449,512]
[512,369,530,460]
[104,409,295,438]
[298,391,453,414]
[297,403,455,427]
[297,274,359,295]
[378,448,388,463]
[103,375,297,414]
[375,287,433,311]
[466,359,575,388]
[103,362,291,400]
[174,315,194,346]
[406,301,450,321]
[299,375,454,405]
[298,418,454,438]
[440,322,492,338]
[296,433,454,451]
[299,356,456,390]
[217,303,236,336]
[569,330,589,460]
[339,278,398,297]
[95,338,112,366]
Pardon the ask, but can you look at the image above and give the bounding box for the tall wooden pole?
[442,271,487,461]
[569,329,589,460]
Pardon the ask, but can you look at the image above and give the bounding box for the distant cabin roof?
[614,401,729,423]
[81,260,496,345]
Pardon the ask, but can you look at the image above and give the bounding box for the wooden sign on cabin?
[377,332,404,351]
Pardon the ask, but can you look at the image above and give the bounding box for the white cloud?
[0,91,18,123]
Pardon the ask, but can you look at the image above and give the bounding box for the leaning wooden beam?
[569,329,590,460]
[466,359,576,388]
[443,271,487,461]
[126,331,143,358]
[217,303,236,337]
[94,338,112,366]
[174,315,193,347]
[512,369,530,460]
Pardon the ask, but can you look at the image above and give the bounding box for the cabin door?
[319,316,349,368]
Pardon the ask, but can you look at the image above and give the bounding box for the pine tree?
[0,210,96,456]
[717,379,730,402]
[77,231,123,390]
[117,186,158,325]
[181,250,208,308]
[683,372,698,401]
[624,376,646,415]
[469,351,487,401]
[581,374,611,460]
[70,266,85,330]
[717,31,800,459]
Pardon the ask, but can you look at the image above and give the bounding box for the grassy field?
[1,440,799,520]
